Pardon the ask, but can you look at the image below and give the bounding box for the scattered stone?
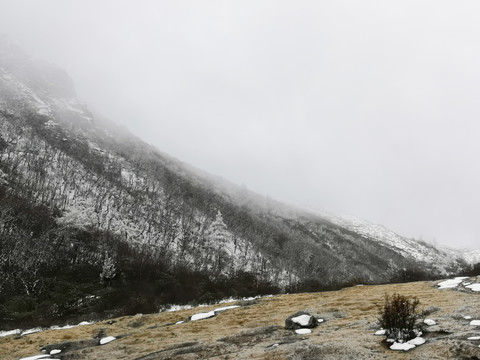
[422,306,441,316]
[407,337,426,346]
[92,328,107,339]
[295,328,312,335]
[424,319,437,326]
[235,299,258,307]
[128,318,146,328]
[390,342,416,351]
[99,336,116,345]
[285,311,319,330]
[374,329,386,336]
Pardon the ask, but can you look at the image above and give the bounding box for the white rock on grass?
[468,336,480,340]
[99,336,116,345]
[295,328,312,335]
[466,284,480,292]
[374,329,386,336]
[18,355,51,360]
[190,311,215,321]
[50,349,61,355]
[424,319,436,326]
[407,337,426,346]
[390,342,416,351]
[291,314,312,327]
[470,320,480,326]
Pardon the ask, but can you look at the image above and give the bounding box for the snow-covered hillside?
[320,212,469,274]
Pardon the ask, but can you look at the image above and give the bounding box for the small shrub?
[379,293,420,342]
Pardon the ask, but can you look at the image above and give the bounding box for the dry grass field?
[2,277,480,360]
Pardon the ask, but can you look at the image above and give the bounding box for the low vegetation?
[379,293,420,342]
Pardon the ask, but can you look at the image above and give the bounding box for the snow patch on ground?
[0,329,21,337]
[21,327,44,336]
[191,311,216,321]
[100,336,116,345]
[390,342,416,351]
[78,321,93,326]
[164,304,194,312]
[295,328,312,335]
[466,283,480,292]
[50,349,61,355]
[374,329,386,336]
[50,324,75,330]
[470,320,480,326]
[407,337,426,346]
[213,305,240,313]
[468,336,480,340]
[437,277,468,289]
[424,319,437,326]
[18,355,51,360]
[1,320,95,338]
[291,314,312,326]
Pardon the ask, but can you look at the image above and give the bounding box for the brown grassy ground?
[2,278,480,359]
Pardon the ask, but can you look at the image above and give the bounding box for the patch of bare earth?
[2,279,480,359]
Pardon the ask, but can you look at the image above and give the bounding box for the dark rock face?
[285,311,318,330]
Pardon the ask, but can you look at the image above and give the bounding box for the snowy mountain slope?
[320,213,463,271]
[0,38,474,306]
[321,212,480,270]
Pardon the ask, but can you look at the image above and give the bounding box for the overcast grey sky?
[1,1,480,249]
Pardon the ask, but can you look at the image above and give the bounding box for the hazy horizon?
[1,1,480,249]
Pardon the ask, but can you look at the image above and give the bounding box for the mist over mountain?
[0,40,478,328]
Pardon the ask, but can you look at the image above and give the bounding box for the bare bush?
[379,293,420,342]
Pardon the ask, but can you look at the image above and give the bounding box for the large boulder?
[285,311,318,330]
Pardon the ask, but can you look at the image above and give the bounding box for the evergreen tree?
[100,251,117,286]
[206,211,230,274]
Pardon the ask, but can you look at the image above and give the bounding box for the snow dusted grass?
[2,278,480,360]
